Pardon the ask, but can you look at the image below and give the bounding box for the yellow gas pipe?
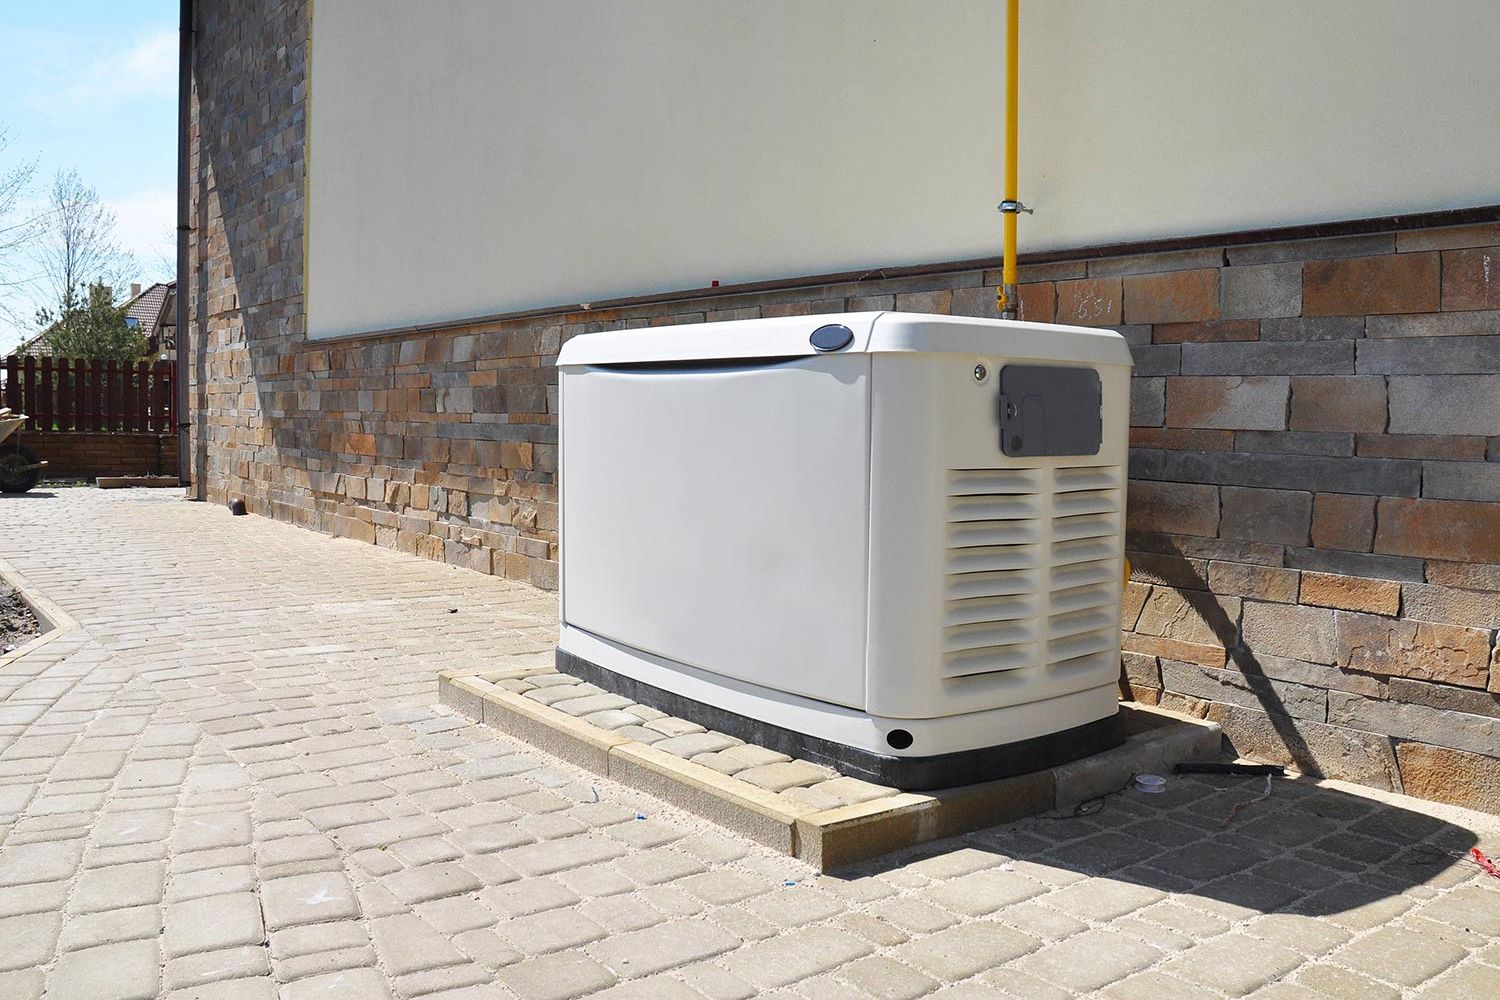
[997,0,1021,320]
[992,4,1126,584]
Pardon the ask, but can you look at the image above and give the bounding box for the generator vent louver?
[944,465,1121,683]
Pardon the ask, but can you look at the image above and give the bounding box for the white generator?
[556,312,1132,788]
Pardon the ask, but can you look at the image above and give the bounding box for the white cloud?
[118,29,179,99]
[62,29,178,109]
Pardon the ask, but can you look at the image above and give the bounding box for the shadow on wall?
[829,770,1481,919]
[1148,537,1319,771]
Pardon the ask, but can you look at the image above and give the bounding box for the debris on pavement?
[0,581,40,652]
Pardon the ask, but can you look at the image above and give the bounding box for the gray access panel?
[997,364,1103,457]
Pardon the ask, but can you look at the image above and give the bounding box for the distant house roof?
[127,282,173,334]
[16,330,51,358]
[13,281,175,359]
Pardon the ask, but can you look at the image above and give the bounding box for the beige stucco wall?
[305,0,1500,339]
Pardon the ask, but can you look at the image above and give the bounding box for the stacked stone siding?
[1105,228,1500,811]
[190,0,1500,808]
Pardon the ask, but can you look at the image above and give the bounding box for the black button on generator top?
[809,323,854,352]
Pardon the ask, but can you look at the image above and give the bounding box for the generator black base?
[556,647,1126,791]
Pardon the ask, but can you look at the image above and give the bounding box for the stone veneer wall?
[190,0,1500,809]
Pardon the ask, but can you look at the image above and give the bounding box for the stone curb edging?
[0,553,82,666]
[439,665,1224,871]
[96,476,180,489]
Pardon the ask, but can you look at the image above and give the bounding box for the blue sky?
[0,0,178,351]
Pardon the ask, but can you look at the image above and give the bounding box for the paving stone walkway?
[1,488,1498,1000]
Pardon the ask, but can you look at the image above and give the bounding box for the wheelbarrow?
[0,406,47,493]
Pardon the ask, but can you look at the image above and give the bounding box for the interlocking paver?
[70,860,165,913]
[480,877,579,919]
[92,808,174,847]
[612,846,705,885]
[519,811,591,842]
[47,939,159,1000]
[0,912,60,972]
[549,693,631,716]
[0,839,82,886]
[169,864,256,901]
[453,927,523,971]
[1421,883,1500,935]
[744,885,845,927]
[590,918,739,978]
[501,906,609,956]
[164,980,277,1000]
[118,758,188,788]
[370,913,470,975]
[1099,971,1210,1000]
[51,752,126,781]
[162,946,272,992]
[0,977,40,1000]
[259,871,360,929]
[895,920,1042,981]
[921,865,1047,916]
[164,892,266,957]
[575,894,663,934]
[279,968,392,1000]
[1293,963,1400,1000]
[2,491,1499,1000]
[723,925,874,988]
[273,945,378,983]
[499,833,628,876]
[499,951,617,1000]
[417,894,497,934]
[1043,875,1165,921]
[1425,961,1500,999]
[174,811,253,851]
[1327,923,1469,987]
[735,760,836,792]
[1245,911,1351,956]
[978,968,1075,1000]
[394,963,492,995]
[1017,927,1163,993]
[268,922,368,961]
[652,732,742,758]
[678,869,770,906]
[590,978,704,1000]
[857,898,951,940]
[56,904,162,952]
[382,861,483,903]
[839,955,938,1000]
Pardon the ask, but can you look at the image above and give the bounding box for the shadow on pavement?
[829,770,1484,918]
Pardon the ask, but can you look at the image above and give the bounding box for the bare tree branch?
[0,125,41,340]
[0,127,37,257]
[31,168,136,317]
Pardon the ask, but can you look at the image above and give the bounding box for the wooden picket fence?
[2,355,176,433]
